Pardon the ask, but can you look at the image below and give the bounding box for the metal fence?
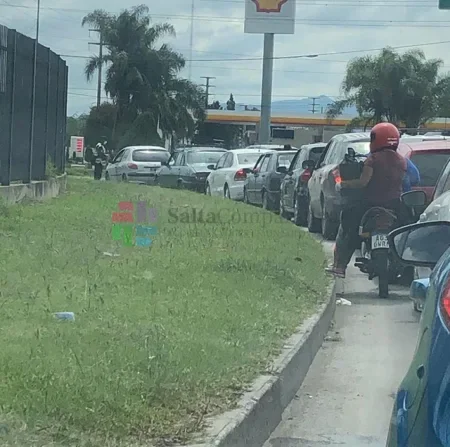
[0,25,68,185]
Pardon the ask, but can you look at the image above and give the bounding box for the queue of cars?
[103,139,450,447]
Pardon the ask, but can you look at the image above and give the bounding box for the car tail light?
[127,163,138,169]
[234,169,247,181]
[332,168,341,184]
[440,281,450,326]
[300,169,311,183]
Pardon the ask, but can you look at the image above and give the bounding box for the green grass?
[65,164,92,177]
[0,178,328,447]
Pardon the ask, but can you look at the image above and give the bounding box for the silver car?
[105,146,169,184]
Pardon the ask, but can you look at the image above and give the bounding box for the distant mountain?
[219,95,357,116]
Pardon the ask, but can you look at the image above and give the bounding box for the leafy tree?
[327,47,450,129]
[226,94,236,111]
[81,5,205,148]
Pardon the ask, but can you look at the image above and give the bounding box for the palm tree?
[327,47,447,129]
[81,5,205,145]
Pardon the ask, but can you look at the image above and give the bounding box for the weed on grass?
[0,178,328,446]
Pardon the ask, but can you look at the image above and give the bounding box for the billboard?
[70,136,84,155]
[244,0,296,34]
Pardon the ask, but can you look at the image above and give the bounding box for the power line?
[2,3,450,23]
[59,39,450,63]
[67,90,341,99]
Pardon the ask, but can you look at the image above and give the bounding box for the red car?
[397,140,450,203]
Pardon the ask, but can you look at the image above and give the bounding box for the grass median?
[0,178,328,446]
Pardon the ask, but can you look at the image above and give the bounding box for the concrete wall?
[0,173,67,204]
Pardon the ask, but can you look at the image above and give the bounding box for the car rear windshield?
[187,151,225,164]
[410,152,450,187]
[237,153,263,165]
[309,146,326,163]
[349,141,371,155]
[132,150,170,162]
[277,153,296,167]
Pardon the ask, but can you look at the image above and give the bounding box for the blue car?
[386,220,450,446]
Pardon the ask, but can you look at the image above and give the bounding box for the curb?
[189,279,336,447]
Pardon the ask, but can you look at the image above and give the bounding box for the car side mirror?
[242,167,252,174]
[401,190,427,208]
[276,166,288,174]
[388,221,450,268]
[207,164,216,170]
[302,160,316,170]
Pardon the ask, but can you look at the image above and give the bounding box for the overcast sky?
[2,0,450,116]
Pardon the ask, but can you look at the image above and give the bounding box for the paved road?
[264,241,420,447]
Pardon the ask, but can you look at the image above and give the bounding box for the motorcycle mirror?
[347,147,356,157]
[401,190,426,208]
[388,221,450,268]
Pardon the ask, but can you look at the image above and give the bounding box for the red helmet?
[370,123,400,153]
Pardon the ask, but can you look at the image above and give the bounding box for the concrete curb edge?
[189,279,337,447]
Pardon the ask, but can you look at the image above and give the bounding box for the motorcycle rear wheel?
[373,250,389,298]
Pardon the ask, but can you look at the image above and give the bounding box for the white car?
[410,157,450,311]
[105,145,169,184]
[206,148,272,200]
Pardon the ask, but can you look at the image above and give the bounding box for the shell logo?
[251,0,288,13]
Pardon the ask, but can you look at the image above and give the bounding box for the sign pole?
[259,33,274,144]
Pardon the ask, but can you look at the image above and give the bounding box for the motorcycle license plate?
[371,233,389,250]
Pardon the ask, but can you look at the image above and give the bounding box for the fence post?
[61,63,68,172]
[5,31,17,186]
[43,47,51,173]
[53,60,60,166]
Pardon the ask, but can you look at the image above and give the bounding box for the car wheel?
[293,195,307,227]
[224,185,231,199]
[307,202,321,233]
[321,201,338,240]
[206,183,211,195]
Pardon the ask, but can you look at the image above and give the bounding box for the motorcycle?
[338,147,426,298]
[354,190,427,298]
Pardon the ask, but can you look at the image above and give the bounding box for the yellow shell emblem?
[251,0,288,13]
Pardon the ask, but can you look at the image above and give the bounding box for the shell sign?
[244,0,296,34]
[251,0,287,13]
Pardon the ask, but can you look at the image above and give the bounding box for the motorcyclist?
[326,122,407,278]
[93,142,107,180]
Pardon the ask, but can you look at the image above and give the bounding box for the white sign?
[70,136,84,154]
[244,0,296,34]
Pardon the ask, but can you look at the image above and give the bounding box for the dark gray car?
[307,133,371,240]
[156,147,227,192]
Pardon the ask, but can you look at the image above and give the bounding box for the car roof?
[300,143,327,150]
[229,148,272,154]
[398,140,450,152]
[331,132,371,142]
[176,147,227,152]
[125,146,168,151]
[246,144,299,150]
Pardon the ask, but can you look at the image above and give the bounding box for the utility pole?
[259,33,274,144]
[310,97,318,114]
[189,0,195,80]
[27,0,41,183]
[201,76,215,109]
[89,29,103,108]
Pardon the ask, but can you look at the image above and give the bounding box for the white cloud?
[2,0,450,115]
